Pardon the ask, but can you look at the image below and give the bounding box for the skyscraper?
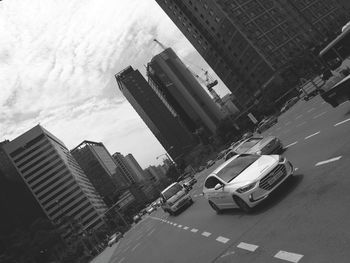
[154,0,348,106]
[71,141,129,206]
[112,152,138,184]
[115,66,195,161]
[147,48,224,134]
[124,153,146,182]
[2,125,107,237]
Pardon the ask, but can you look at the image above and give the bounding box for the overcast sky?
[0,0,229,168]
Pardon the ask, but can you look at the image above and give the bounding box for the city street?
[92,96,350,263]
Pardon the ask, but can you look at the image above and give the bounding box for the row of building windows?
[37,171,72,200]
[27,159,63,184]
[10,134,46,158]
[49,190,85,218]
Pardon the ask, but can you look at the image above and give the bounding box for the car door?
[204,176,232,209]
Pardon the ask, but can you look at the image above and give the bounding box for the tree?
[165,164,180,182]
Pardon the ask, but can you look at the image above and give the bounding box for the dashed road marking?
[274,251,303,262]
[183,226,189,230]
[307,107,315,112]
[117,257,125,263]
[295,114,303,119]
[315,156,342,167]
[202,231,211,237]
[178,225,183,228]
[216,236,230,244]
[285,141,298,148]
[237,242,258,252]
[147,229,155,236]
[220,251,235,258]
[122,246,129,253]
[191,228,198,233]
[276,127,281,131]
[131,243,140,251]
[285,121,291,126]
[296,121,306,127]
[334,118,350,127]
[173,223,177,226]
[313,111,327,119]
[305,131,320,140]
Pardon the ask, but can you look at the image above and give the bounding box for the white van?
[160,182,193,215]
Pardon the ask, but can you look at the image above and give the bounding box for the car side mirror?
[214,183,224,190]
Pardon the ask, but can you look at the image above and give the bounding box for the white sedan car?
[203,154,293,213]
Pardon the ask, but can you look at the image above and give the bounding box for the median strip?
[315,156,342,167]
[216,236,230,244]
[334,118,350,127]
[274,250,303,262]
[285,141,298,148]
[307,107,315,112]
[237,242,258,252]
[304,131,320,140]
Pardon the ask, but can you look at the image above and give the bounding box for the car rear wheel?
[208,200,222,214]
[233,196,252,213]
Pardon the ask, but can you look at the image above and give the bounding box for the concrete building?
[115,66,195,161]
[154,0,348,106]
[0,141,47,235]
[124,153,146,182]
[147,48,224,134]
[112,152,138,184]
[1,126,107,237]
[71,141,129,206]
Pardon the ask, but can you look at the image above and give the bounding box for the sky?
[0,0,230,168]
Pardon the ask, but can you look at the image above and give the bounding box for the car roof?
[161,182,179,194]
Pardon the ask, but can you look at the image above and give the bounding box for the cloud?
[0,0,229,167]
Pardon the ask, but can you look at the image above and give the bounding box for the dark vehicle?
[255,115,278,133]
[133,214,141,223]
[182,176,197,189]
[206,160,215,168]
[320,75,350,107]
[280,97,299,113]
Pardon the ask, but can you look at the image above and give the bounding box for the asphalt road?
[92,96,350,263]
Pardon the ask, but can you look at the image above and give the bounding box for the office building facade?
[71,141,130,206]
[2,125,107,237]
[155,0,348,106]
[147,48,224,134]
[115,66,195,161]
[112,152,139,184]
[124,153,146,182]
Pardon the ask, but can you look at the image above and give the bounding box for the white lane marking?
[237,242,258,252]
[178,225,183,228]
[202,231,211,237]
[285,141,298,148]
[183,226,189,230]
[274,251,304,262]
[313,111,327,119]
[131,242,140,251]
[339,101,348,106]
[295,167,299,171]
[117,257,125,263]
[285,121,291,126]
[216,236,230,244]
[173,223,177,226]
[307,107,315,112]
[334,118,350,127]
[122,246,129,253]
[220,251,235,258]
[147,229,155,236]
[304,131,320,140]
[315,156,342,167]
[296,114,303,119]
[191,228,198,233]
[276,127,281,131]
[296,121,306,127]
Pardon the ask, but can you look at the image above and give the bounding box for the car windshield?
[162,184,183,200]
[216,155,260,183]
[235,138,262,153]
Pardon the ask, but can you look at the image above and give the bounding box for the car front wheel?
[208,200,222,214]
[233,196,252,213]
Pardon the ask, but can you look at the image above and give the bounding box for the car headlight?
[237,182,257,193]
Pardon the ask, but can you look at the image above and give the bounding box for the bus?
[319,26,350,71]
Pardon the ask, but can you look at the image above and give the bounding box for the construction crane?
[153,38,168,50]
